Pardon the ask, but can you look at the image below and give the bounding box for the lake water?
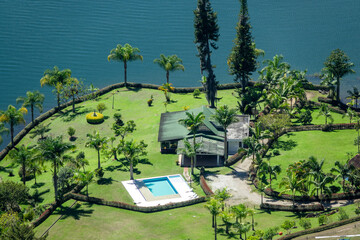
[0,0,359,149]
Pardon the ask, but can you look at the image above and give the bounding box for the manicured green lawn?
[268,129,357,193]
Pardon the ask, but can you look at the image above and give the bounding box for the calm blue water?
[143,177,178,197]
[0,0,359,149]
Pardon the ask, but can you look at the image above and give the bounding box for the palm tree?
[243,136,263,164]
[205,197,222,240]
[73,170,94,196]
[107,43,143,87]
[234,222,251,240]
[177,138,202,181]
[212,105,238,160]
[29,158,43,185]
[317,103,333,125]
[343,107,356,123]
[323,49,355,102]
[247,208,256,231]
[259,55,290,87]
[310,174,333,199]
[0,105,27,146]
[178,112,205,175]
[154,54,185,84]
[85,131,108,169]
[16,91,45,123]
[220,208,234,234]
[232,204,248,224]
[0,122,9,145]
[9,145,35,185]
[279,172,304,206]
[261,160,281,188]
[40,66,72,109]
[117,139,147,180]
[331,160,354,192]
[37,136,74,200]
[347,87,360,108]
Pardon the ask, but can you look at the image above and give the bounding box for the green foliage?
[113,113,123,126]
[23,207,35,222]
[57,166,75,196]
[0,105,28,146]
[29,123,50,140]
[263,226,279,240]
[297,109,313,125]
[272,149,280,156]
[0,181,29,212]
[85,131,108,169]
[318,214,329,226]
[16,90,45,123]
[112,120,136,141]
[323,49,355,102]
[355,207,360,216]
[67,127,76,138]
[299,218,312,230]
[154,54,184,84]
[107,43,143,86]
[227,0,256,91]
[193,89,201,98]
[258,113,291,138]
[0,211,20,236]
[281,220,295,234]
[97,103,107,113]
[338,208,349,220]
[2,221,48,240]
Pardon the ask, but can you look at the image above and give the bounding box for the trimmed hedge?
[68,193,206,213]
[260,202,324,212]
[278,215,360,240]
[86,112,104,124]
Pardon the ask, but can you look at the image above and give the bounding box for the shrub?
[263,226,279,240]
[113,113,124,126]
[318,215,329,226]
[298,109,313,125]
[0,181,29,212]
[57,166,75,196]
[23,207,35,222]
[86,112,104,124]
[299,218,312,230]
[272,149,280,156]
[147,95,154,106]
[338,208,349,221]
[193,89,201,98]
[321,124,332,132]
[281,220,295,234]
[95,167,104,178]
[355,207,360,216]
[97,103,107,113]
[67,127,76,141]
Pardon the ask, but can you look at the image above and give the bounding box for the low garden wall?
[277,215,360,240]
[68,193,206,213]
[260,202,324,212]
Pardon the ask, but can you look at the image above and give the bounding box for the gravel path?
[205,157,353,208]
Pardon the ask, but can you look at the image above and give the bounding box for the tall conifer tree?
[228,0,256,92]
[194,0,219,108]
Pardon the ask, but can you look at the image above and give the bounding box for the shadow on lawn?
[58,202,94,220]
[272,138,297,151]
[31,188,50,204]
[31,182,45,189]
[60,106,92,122]
[97,177,115,185]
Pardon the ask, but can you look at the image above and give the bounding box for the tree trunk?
[86,184,89,197]
[130,159,134,180]
[336,77,340,102]
[31,105,34,123]
[190,156,194,176]
[224,129,228,161]
[22,162,26,185]
[252,215,255,231]
[269,173,272,188]
[193,134,197,175]
[53,161,58,200]
[124,61,128,87]
[97,150,101,169]
[10,124,14,147]
[112,94,115,109]
[113,150,117,161]
[214,216,217,240]
[34,172,37,185]
[166,71,169,84]
[72,94,75,113]
[57,91,60,109]
[212,214,215,228]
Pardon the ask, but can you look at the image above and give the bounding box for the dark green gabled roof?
[178,134,224,156]
[157,106,224,142]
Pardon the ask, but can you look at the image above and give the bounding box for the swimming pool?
[143,177,178,197]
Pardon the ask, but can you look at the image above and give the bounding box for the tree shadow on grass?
[60,106,92,122]
[126,86,141,92]
[97,177,115,185]
[138,158,153,166]
[218,225,238,239]
[272,138,297,151]
[105,165,128,173]
[58,202,94,220]
[31,182,45,189]
[31,188,50,204]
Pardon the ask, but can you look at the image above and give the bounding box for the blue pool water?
[143,177,178,197]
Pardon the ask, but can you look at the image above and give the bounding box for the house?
[349,154,360,169]
[157,106,249,167]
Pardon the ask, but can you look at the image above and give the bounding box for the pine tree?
[228,0,257,92]
[194,0,219,108]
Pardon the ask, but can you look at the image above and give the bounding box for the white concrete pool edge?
[122,174,198,207]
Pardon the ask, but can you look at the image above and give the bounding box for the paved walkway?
[205,156,354,208]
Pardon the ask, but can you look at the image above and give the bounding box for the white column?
[217,155,219,166]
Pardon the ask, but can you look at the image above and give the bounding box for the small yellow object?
[86,112,104,124]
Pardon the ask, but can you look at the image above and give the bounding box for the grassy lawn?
[0,88,239,205]
[268,129,357,193]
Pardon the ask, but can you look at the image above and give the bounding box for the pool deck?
[122,174,198,207]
